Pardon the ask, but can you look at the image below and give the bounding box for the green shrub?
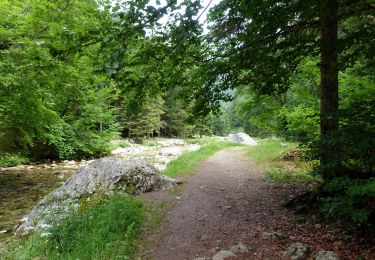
[321,177,375,226]
[0,153,29,167]
[10,194,144,260]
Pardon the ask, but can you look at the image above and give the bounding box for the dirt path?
[145,148,373,260]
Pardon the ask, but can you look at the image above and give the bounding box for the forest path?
[144,148,369,260]
[149,147,293,260]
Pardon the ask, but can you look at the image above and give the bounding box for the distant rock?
[228,133,257,146]
[313,251,340,260]
[229,242,249,254]
[213,250,237,260]
[284,242,310,260]
[16,158,179,235]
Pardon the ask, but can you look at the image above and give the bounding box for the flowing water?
[0,167,75,240]
[0,140,201,240]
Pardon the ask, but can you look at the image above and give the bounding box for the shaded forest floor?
[139,148,374,260]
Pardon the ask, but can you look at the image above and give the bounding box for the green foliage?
[8,194,144,260]
[0,154,29,167]
[246,139,318,183]
[0,0,118,160]
[322,177,375,225]
[163,140,239,177]
[282,105,320,142]
[265,168,314,184]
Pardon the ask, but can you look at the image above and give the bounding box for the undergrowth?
[247,138,318,183]
[0,153,29,167]
[1,194,144,260]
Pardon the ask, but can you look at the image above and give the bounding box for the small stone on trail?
[229,242,249,254]
[284,242,310,260]
[195,258,206,260]
[225,205,232,209]
[213,250,237,260]
[261,231,286,240]
[176,196,181,200]
[313,251,340,260]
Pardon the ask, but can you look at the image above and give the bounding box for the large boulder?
[16,158,179,234]
[228,133,257,146]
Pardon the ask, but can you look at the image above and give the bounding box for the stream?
[0,166,77,239]
[0,139,201,240]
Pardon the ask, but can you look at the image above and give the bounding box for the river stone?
[228,133,257,146]
[313,251,340,260]
[213,250,237,260]
[157,139,185,146]
[16,158,179,234]
[284,242,310,260]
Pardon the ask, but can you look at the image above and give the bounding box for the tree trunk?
[319,0,339,180]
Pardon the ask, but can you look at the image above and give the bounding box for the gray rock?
[213,250,237,260]
[313,251,340,260]
[16,158,179,234]
[228,133,257,146]
[284,242,310,260]
[229,242,249,253]
[261,231,286,240]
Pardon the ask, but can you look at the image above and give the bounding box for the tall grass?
[4,194,144,260]
[247,138,317,183]
[163,140,239,177]
[247,138,297,164]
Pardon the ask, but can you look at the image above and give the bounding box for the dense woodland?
[1,0,374,232]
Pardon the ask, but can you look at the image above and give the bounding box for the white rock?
[213,250,237,260]
[228,133,257,146]
[261,231,286,240]
[284,242,310,260]
[157,139,185,147]
[0,230,7,234]
[314,251,340,260]
[229,242,249,254]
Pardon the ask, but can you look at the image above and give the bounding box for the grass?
[1,194,144,260]
[163,140,240,177]
[247,138,318,183]
[247,138,297,164]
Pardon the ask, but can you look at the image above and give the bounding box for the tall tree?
[207,0,375,179]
